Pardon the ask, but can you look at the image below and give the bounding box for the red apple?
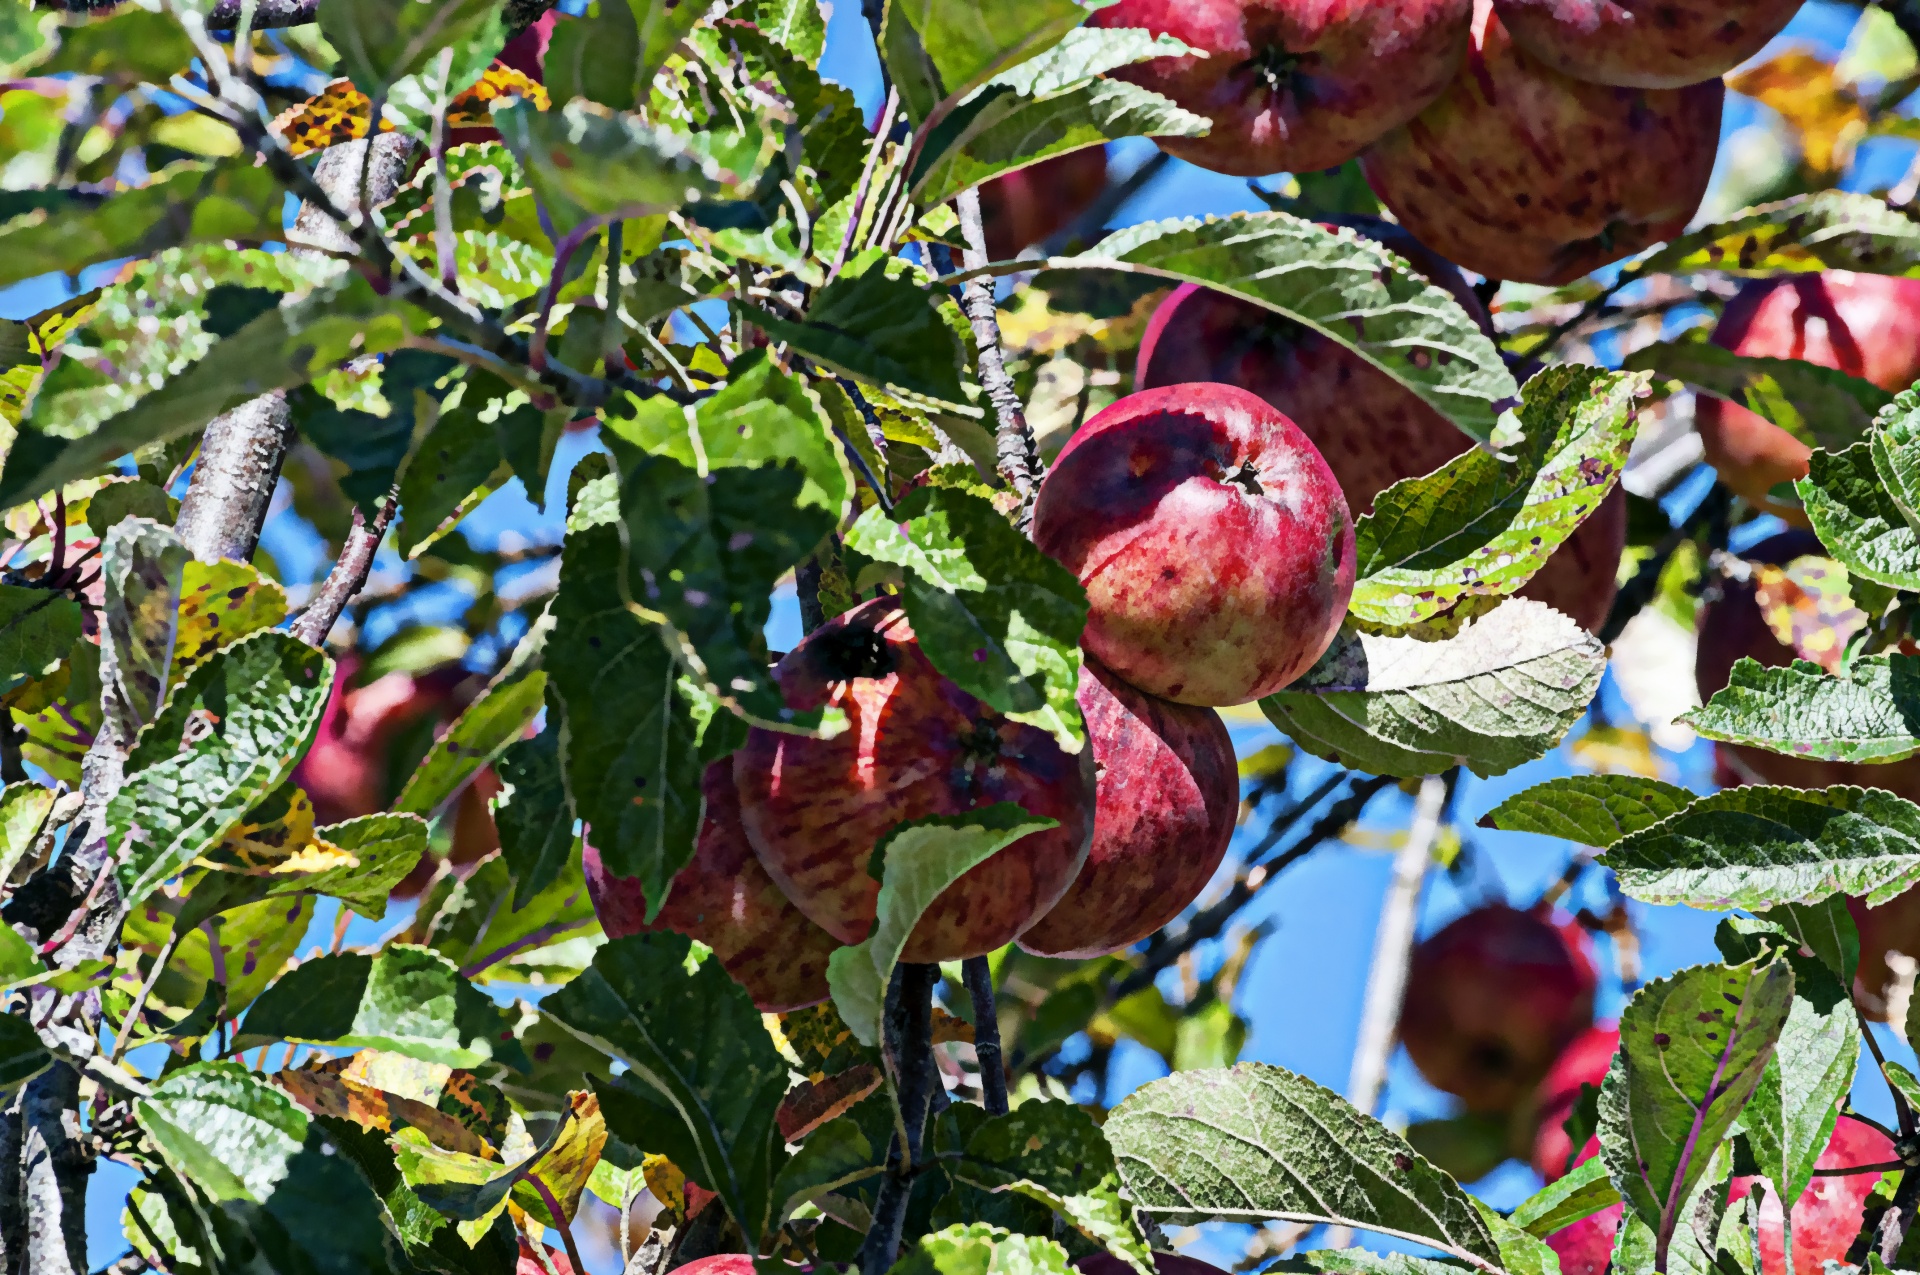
[1090,0,1473,178]
[1078,1254,1229,1275]
[587,761,837,1012]
[1031,383,1356,706]
[1017,658,1239,959]
[1491,0,1801,89]
[979,148,1109,259]
[1729,1116,1896,1275]
[294,660,466,824]
[1135,271,1626,632]
[518,1238,578,1275]
[1696,273,1920,522]
[1361,0,1723,286]
[732,599,1095,963]
[1532,1024,1620,1180]
[1400,904,1598,1114]
[668,1260,756,1275]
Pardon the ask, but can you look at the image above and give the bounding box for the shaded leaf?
[0,1013,50,1092]
[751,255,969,406]
[1642,191,1920,278]
[1623,339,1889,453]
[1480,775,1696,848]
[318,0,505,97]
[0,585,81,698]
[493,730,576,910]
[135,1062,309,1204]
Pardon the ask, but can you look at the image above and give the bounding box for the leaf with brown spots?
[172,559,288,680]
[775,1063,883,1143]
[276,1055,495,1157]
[1753,556,1864,674]
[272,64,550,158]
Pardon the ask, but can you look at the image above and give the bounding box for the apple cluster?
[587,378,1362,1007]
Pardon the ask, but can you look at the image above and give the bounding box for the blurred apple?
[978,149,1108,259]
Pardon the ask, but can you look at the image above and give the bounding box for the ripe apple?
[1135,273,1627,633]
[732,599,1095,964]
[517,1238,577,1275]
[1400,904,1598,1114]
[667,1259,757,1275]
[979,148,1109,259]
[1531,1023,1620,1180]
[1078,1254,1228,1275]
[1088,0,1473,178]
[1031,383,1356,706]
[587,761,837,1012]
[1729,1116,1896,1275]
[1491,0,1802,89]
[1017,659,1239,959]
[1360,0,1723,286]
[1696,272,1920,521]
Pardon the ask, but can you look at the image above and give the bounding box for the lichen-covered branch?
[955,187,1043,526]
[291,486,399,647]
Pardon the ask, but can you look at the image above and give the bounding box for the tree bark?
[954,188,1042,526]
[20,1063,84,1275]
[289,485,399,647]
[0,1089,22,1275]
[171,392,294,566]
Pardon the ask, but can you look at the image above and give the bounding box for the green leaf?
[110,634,332,911]
[1641,191,1920,278]
[0,1013,49,1092]
[14,637,98,785]
[390,1094,583,1239]
[1798,442,1920,589]
[318,0,505,97]
[1740,941,1858,1214]
[912,77,1206,210]
[1599,960,1793,1257]
[271,813,431,921]
[828,805,1059,1048]
[1510,1156,1622,1239]
[545,0,709,112]
[98,517,190,739]
[845,486,1089,750]
[1753,894,1861,986]
[172,558,288,680]
[0,161,286,291]
[84,479,174,540]
[607,350,848,517]
[395,669,546,820]
[235,946,529,1071]
[403,841,597,983]
[1872,388,1920,531]
[1349,366,1642,628]
[894,0,1088,107]
[134,1062,309,1204]
[1047,210,1520,449]
[40,7,193,83]
[122,893,313,1021]
[608,436,836,727]
[1684,654,1920,765]
[887,1224,1074,1275]
[0,782,53,909]
[950,1100,1153,1273]
[495,101,748,234]
[744,0,825,62]
[771,1115,883,1224]
[1105,1061,1502,1269]
[395,372,523,557]
[1477,1205,1563,1275]
[1600,784,1920,910]
[1622,339,1890,453]
[294,351,456,514]
[493,731,576,909]
[0,585,81,698]
[1260,599,1606,779]
[750,256,969,406]
[544,932,790,1245]
[1479,775,1696,848]
[0,270,418,510]
[546,522,702,914]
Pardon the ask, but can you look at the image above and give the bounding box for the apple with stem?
[1089,0,1473,178]
[732,599,1094,963]
[587,761,837,1012]
[1361,0,1723,286]
[1032,382,1356,706]
[1018,658,1239,959]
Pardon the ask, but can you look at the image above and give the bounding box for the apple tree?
[0,2,1918,1275]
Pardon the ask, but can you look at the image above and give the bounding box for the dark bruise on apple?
[1032,383,1356,707]
[1399,903,1597,1114]
[1361,0,1723,286]
[1090,0,1473,178]
[1136,259,1627,632]
[1018,659,1239,960]
[586,761,836,1012]
[731,599,1095,964]
[1697,272,1920,522]
[1492,0,1802,89]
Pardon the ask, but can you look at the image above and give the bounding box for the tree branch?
[0,1086,22,1275]
[290,485,399,647]
[171,392,295,565]
[955,187,1042,526]
[20,1062,84,1275]
[862,963,938,1275]
[962,956,1008,1116]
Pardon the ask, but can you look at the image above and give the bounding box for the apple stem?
[955,186,1044,530]
[963,956,1009,1115]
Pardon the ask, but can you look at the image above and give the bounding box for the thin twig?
[290,486,399,647]
[429,47,458,293]
[109,928,181,1064]
[955,186,1042,526]
[830,85,899,284]
[528,1175,589,1275]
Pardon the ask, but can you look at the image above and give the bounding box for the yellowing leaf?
[1730,52,1867,174]
[271,65,551,158]
[173,559,288,679]
[1567,724,1662,779]
[1753,555,1865,674]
